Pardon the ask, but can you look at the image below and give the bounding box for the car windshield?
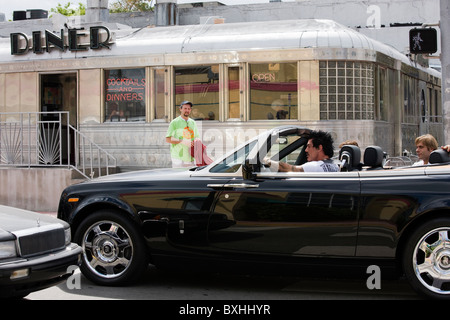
[209,128,309,174]
[209,140,258,173]
[266,133,305,165]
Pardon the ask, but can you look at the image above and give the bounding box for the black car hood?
[0,205,68,241]
[85,167,197,184]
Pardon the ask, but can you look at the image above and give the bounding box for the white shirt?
[302,160,339,172]
[412,160,425,166]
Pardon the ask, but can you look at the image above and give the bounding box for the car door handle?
[207,183,259,189]
[224,183,259,189]
[207,184,225,189]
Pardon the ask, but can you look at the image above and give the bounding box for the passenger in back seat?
[412,134,438,166]
[339,140,359,148]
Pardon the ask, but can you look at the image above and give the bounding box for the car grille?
[15,225,66,258]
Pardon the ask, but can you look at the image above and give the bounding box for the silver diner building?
[0,18,442,172]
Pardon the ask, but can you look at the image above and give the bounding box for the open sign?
[252,72,276,82]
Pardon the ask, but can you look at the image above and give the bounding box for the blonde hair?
[415,134,438,151]
[339,140,359,148]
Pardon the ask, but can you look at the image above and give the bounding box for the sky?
[1,0,293,22]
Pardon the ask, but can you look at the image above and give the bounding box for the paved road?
[27,265,420,301]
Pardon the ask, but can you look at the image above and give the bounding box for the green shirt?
[166,116,199,162]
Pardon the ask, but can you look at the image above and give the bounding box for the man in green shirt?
[165,101,199,167]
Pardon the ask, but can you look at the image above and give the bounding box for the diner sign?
[105,77,145,102]
[10,26,113,55]
[105,68,146,103]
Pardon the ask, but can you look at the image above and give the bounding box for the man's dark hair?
[308,130,335,158]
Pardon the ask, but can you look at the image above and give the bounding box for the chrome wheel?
[74,210,148,286]
[82,220,134,280]
[412,227,450,296]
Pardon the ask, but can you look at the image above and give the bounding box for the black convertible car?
[58,126,450,299]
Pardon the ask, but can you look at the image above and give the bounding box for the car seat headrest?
[364,146,384,167]
[339,145,361,171]
[429,149,450,164]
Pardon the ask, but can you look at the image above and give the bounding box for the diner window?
[228,66,241,120]
[428,87,441,123]
[403,76,418,124]
[153,68,167,121]
[378,67,389,121]
[174,65,219,120]
[104,68,146,122]
[428,87,434,122]
[249,63,298,120]
[435,89,442,123]
[420,89,426,123]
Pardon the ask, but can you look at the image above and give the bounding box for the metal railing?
[70,124,117,179]
[0,112,116,179]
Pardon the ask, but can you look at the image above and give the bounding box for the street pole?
[441,0,450,143]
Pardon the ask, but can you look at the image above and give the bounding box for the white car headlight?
[64,227,72,246]
[0,241,17,259]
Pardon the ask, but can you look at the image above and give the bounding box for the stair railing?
[0,111,116,180]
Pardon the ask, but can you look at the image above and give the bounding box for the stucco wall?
[0,167,81,212]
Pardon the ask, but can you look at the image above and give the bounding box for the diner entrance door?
[40,73,78,165]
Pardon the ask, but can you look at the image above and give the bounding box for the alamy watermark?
[366,5,382,29]
[66,265,82,290]
[65,265,382,291]
[366,265,382,290]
